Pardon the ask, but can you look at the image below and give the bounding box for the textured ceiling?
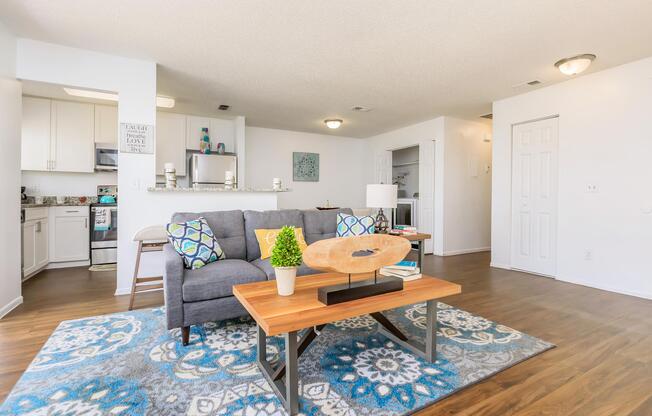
[2,0,652,137]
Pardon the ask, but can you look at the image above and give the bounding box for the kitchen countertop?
[147,186,291,193]
[22,202,93,208]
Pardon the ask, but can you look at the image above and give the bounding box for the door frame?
[509,115,560,277]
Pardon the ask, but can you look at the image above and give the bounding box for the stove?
[90,185,118,265]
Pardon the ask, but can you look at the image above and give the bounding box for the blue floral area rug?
[0,303,553,415]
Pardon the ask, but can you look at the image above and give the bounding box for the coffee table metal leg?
[256,325,300,415]
[418,240,424,269]
[285,331,299,414]
[375,299,438,363]
[425,299,437,362]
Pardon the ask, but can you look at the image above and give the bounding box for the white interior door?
[511,117,558,276]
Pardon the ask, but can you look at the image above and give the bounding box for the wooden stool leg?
[128,241,143,311]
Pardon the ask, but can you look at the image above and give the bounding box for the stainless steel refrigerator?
[189,154,237,187]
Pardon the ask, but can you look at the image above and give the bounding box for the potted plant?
[270,226,303,296]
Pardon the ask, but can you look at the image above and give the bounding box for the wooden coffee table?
[233,272,461,414]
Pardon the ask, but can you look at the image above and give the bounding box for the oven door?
[90,206,118,246]
[95,147,118,171]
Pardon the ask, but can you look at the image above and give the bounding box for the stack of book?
[389,225,418,236]
[379,260,422,281]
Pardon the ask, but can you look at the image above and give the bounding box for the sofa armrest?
[163,243,185,330]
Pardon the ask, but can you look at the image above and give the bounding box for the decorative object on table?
[254,227,308,260]
[390,225,417,235]
[302,233,411,305]
[336,212,375,237]
[317,200,340,210]
[270,225,303,296]
[216,142,226,154]
[166,217,225,270]
[272,177,282,191]
[224,170,235,190]
[164,162,177,189]
[199,127,211,154]
[293,152,319,182]
[366,183,398,233]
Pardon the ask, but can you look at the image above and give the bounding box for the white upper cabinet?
[94,104,118,145]
[51,100,95,172]
[21,97,51,171]
[186,115,235,153]
[156,112,187,176]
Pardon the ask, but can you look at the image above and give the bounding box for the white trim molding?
[557,275,652,301]
[443,247,491,256]
[490,262,512,270]
[0,296,23,319]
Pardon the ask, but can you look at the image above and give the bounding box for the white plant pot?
[274,266,297,296]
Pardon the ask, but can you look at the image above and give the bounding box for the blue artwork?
[293,152,320,181]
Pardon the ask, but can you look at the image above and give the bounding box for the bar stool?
[129,225,168,311]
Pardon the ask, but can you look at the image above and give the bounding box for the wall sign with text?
[120,123,154,154]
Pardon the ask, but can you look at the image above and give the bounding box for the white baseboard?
[442,247,491,256]
[115,287,131,296]
[557,275,652,300]
[489,262,512,270]
[0,296,23,319]
[46,260,90,269]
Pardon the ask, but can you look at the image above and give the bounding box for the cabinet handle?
[36,221,41,233]
[85,218,88,228]
[66,210,79,213]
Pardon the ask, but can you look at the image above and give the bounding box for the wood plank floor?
[1,253,651,415]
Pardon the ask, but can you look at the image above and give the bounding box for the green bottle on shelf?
[200,127,211,154]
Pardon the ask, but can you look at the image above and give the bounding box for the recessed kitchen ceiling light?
[324,119,343,129]
[554,54,596,76]
[63,87,175,108]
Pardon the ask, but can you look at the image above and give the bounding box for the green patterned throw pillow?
[166,217,225,269]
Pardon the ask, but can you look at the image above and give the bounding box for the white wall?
[0,22,22,318]
[245,126,368,209]
[442,117,492,255]
[492,56,652,300]
[22,171,117,196]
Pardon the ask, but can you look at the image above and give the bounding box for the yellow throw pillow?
[255,228,308,260]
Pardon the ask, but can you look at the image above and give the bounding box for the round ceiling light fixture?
[554,54,596,75]
[324,119,343,129]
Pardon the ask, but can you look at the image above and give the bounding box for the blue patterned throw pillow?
[166,217,225,269]
[336,213,375,237]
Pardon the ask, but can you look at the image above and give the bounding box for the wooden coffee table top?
[233,272,461,336]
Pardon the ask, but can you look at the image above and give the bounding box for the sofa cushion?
[336,212,375,237]
[182,259,266,302]
[166,217,226,269]
[302,208,353,244]
[250,257,320,280]
[244,210,304,261]
[172,210,246,260]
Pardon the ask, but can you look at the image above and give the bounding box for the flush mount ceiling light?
[554,54,596,76]
[324,119,343,129]
[63,87,176,108]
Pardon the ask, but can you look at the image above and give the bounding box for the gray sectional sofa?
[163,208,353,345]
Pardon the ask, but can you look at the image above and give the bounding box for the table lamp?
[366,184,398,233]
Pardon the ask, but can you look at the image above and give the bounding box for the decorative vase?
[216,142,226,154]
[274,266,297,296]
[200,127,211,154]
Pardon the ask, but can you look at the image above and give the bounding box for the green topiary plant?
[270,226,303,268]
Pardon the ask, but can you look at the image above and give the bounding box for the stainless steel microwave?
[95,147,118,171]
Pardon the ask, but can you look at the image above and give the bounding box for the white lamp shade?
[366,184,398,208]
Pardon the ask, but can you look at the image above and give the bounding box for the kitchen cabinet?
[49,206,90,263]
[156,112,187,176]
[186,115,235,153]
[22,207,49,279]
[51,101,95,172]
[21,97,52,171]
[94,104,118,145]
[21,98,96,172]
